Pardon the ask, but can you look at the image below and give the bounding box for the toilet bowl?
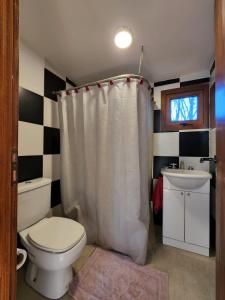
[17,178,87,299]
[19,217,86,299]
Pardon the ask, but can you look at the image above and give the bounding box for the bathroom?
[1,0,224,299]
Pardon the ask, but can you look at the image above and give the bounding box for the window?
[161,84,209,131]
[170,96,198,122]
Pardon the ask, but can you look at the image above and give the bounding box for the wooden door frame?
[0,0,18,300]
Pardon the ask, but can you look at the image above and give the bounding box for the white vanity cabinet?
[185,192,209,248]
[163,189,185,242]
[162,172,210,256]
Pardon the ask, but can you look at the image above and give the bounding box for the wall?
[19,42,216,216]
[18,42,75,211]
[152,70,214,186]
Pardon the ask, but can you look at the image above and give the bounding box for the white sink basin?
[161,168,212,190]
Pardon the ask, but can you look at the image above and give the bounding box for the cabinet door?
[163,189,185,241]
[185,192,209,248]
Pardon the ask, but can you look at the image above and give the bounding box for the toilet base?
[26,261,73,299]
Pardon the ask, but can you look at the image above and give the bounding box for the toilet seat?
[27,217,85,253]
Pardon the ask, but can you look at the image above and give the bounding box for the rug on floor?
[69,247,168,300]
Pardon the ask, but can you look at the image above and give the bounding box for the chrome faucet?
[200,156,217,163]
[168,163,178,169]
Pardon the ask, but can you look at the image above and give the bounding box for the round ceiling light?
[114,28,133,49]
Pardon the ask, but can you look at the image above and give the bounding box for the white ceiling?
[20,0,214,84]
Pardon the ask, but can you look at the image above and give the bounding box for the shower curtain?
[58,78,153,264]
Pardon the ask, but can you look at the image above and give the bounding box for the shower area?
[57,75,153,264]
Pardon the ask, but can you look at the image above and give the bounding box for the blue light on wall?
[215,84,225,122]
[170,96,198,122]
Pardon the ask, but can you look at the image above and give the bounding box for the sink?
[161,168,212,190]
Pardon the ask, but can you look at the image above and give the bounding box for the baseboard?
[163,237,209,256]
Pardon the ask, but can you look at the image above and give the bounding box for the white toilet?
[17,178,87,299]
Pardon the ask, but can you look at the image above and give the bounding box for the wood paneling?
[0,0,18,300]
[215,0,225,299]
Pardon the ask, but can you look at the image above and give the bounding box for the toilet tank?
[17,178,52,232]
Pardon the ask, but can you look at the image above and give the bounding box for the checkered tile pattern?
[18,43,75,207]
[19,43,216,207]
[152,73,213,180]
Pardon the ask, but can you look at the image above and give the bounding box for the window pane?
[170,96,198,122]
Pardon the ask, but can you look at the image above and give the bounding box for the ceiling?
[20,0,214,84]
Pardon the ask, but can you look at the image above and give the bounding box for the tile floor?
[17,231,215,300]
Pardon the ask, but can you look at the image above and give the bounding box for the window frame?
[161,84,209,131]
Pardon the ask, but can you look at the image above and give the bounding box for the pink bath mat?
[69,248,168,300]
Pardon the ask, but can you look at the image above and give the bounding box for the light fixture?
[114,28,133,49]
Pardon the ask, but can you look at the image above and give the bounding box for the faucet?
[200,156,217,163]
[168,163,178,169]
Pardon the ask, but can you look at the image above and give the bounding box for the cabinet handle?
[181,192,184,196]
[187,192,190,196]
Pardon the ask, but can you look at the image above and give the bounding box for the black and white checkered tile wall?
[152,72,215,181]
[19,44,216,204]
[18,43,75,208]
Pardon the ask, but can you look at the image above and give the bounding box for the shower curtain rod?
[53,74,151,95]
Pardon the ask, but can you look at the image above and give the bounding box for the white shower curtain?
[58,79,153,264]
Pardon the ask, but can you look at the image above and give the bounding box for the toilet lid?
[28,217,85,253]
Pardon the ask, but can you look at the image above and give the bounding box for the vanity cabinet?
[163,178,210,256]
[163,190,184,241]
[185,192,209,248]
